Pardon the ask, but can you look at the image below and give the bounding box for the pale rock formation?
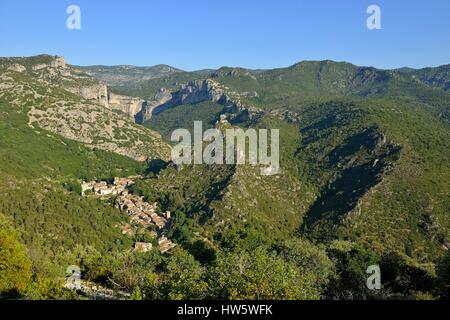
[65,83,109,108]
[108,92,146,118]
[154,87,173,103]
[29,56,67,73]
[140,79,262,123]
[7,63,26,73]
[51,56,66,68]
[32,64,47,71]
[134,242,153,253]
[65,82,148,119]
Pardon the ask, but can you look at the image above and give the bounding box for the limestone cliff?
[64,74,147,120]
[0,55,171,161]
[108,92,146,118]
[140,79,263,123]
[65,83,109,108]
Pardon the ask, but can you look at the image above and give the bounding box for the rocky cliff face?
[64,75,147,120]
[51,56,66,68]
[139,79,262,124]
[0,55,171,161]
[7,63,27,73]
[65,83,109,108]
[76,65,263,125]
[108,92,146,118]
[11,56,146,119]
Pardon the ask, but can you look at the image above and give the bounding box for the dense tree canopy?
[0,213,32,296]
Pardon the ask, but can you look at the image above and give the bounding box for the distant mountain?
[394,67,417,73]
[78,64,184,87]
[408,64,450,91]
[113,60,449,124]
[81,60,450,100]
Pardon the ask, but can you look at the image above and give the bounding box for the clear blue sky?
[0,0,449,70]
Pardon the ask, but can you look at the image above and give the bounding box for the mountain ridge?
[0,54,448,300]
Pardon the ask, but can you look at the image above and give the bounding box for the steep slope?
[0,84,146,279]
[290,98,449,258]
[130,60,450,269]
[145,100,224,140]
[111,70,209,100]
[1,56,448,298]
[111,60,450,129]
[0,55,174,278]
[210,61,435,107]
[404,64,450,91]
[0,55,171,161]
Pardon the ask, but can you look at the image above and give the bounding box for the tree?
[275,238,335,289]
[209,247,321,300]
[158,248,207,300]
[325,240,381,299]
[380,252,435,297]
[25,274,79,300]
[130,287,143,300]
[188,239,216,264]
[0,213,32,297]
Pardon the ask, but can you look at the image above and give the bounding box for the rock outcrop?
[7,63,26,73]
[0,54,171,162]
[17,56,147,119]
[108,92,146,119]
[51,56,66,68]
[2,56,260,127]
[73,63,262,125]
[139,79,262,123]
[29,56,67,71]
[65,82,147,119]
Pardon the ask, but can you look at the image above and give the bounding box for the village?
[81,177,177,254]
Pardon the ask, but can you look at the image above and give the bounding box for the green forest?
[0,55,449,300]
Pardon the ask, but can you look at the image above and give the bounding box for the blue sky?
[0,0,449,70]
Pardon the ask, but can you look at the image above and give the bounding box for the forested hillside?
[109,59,449,299]
[0,56,448,300]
